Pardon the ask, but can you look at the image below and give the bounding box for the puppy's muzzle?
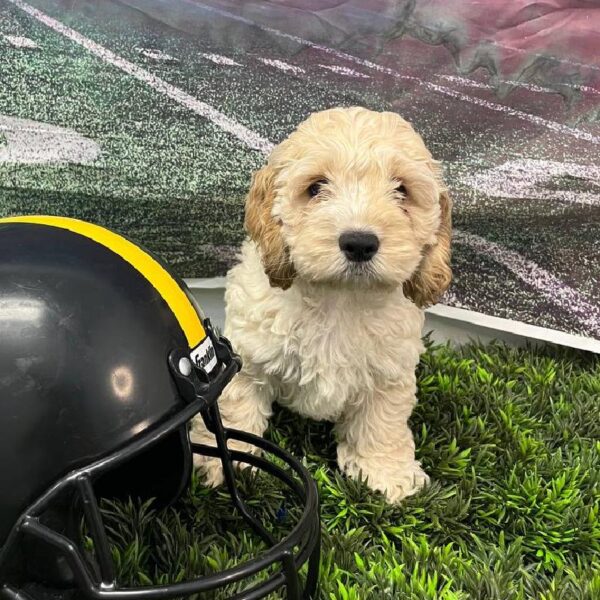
[339,231,380,262]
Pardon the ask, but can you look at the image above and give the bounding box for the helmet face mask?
[0,217,320,600]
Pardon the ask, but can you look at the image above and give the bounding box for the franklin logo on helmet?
[191,336,218,373]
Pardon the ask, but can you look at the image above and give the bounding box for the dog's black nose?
[339,231,380,262]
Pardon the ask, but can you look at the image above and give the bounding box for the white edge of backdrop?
[185,278,600,355]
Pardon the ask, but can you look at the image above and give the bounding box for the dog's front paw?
[380,462,430,503]
[192,440,261,488]
[337,442,429,503]
[193,453,225,487]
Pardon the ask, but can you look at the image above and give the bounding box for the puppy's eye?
[308,179,327,197]
[395,183,407,196]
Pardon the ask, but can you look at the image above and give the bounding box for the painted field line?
[0,115,100,164]
[441,74,600,98]
[138,48,178,62]
[190,0,600,145]
[201,52,241,66]
[455,230,600,337]
[440,75,551,95]
[7,0,273,155]
[258,57,304,74]
[319,64,369,78]
[4,34,38,48]
[462,158,600,207]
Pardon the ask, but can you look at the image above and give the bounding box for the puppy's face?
[245,107,452,306]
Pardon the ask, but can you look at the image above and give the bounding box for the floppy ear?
[244,165,296,290]
[403,187,452,308]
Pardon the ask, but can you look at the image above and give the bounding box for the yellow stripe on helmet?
[0,216,206,348]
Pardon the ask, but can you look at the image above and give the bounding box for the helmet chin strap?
[202,402,277,547]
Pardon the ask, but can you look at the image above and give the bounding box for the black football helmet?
[0,216,320,600]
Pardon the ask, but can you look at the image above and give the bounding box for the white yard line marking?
[416,81,598,144]
[8,0,273,154]
[4,34,38,48]
[455,230,600,336]
[318,64,369,78]
[462,159,600,207]
[0,115,100,164]
[190,1,600,145]
[137,47,178,62]
[440,75,492,90]
[200,52,241,66]
[503,81,554,95]
[440,74,600,97]
[258,57,304,74]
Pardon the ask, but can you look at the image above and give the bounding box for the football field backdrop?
[1,0,599,342]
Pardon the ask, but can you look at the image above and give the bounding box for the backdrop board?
[0,0,598,344]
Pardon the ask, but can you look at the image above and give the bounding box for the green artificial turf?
[96,340,600,599]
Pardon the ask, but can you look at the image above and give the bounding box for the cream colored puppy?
[192,106,452,502]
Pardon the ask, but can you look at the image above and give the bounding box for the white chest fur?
[224,242,425,421]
